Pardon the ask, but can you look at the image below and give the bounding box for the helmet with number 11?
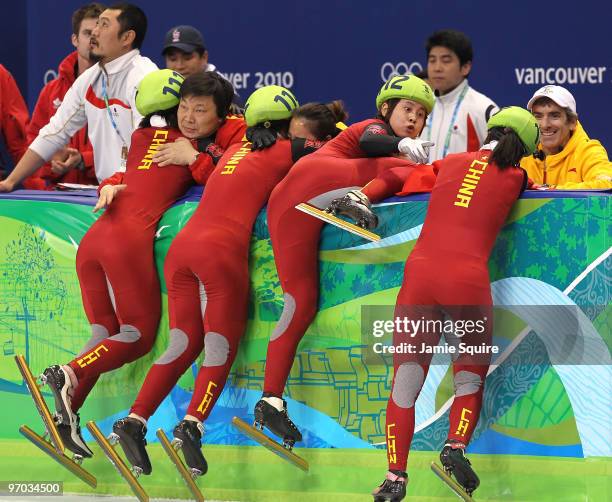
[136,69,185,116]
[244,85,299,127]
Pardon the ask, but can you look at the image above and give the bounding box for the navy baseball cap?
[162,25,206,54]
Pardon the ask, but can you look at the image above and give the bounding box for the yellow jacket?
[520,121,612,189]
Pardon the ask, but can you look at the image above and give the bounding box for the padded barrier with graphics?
[0,188,610,501]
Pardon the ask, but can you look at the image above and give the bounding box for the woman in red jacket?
[332,107,538,501]
[40,70,246,459]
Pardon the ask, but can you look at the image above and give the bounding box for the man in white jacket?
[421,30,498,162]
[0,3,157,190]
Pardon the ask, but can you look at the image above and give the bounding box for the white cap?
[527,85,576,113]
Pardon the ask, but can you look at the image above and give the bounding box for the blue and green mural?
[0,192,609,501]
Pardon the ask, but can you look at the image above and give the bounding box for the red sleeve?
[188,154,215,185]
[26,82,54,145]
[0,65,29,164]
[362,166,413,202]
[432,160,444,176]
[81,148,94,168]
[23,82,55,188]
[190,117,247,185]
[97,171,125,194]
[216,116,247,148]
[396,165,437,196]
[22,173,48,190]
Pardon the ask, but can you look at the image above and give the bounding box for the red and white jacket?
[24,52,96,189]
[30,49,157,182]
[422,79,498,161]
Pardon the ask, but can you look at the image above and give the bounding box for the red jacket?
[24,52,96,190]
[99,116,246,191]
[0,64,29,177]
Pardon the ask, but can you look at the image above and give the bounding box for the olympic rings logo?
[380,62,423,82]
[44,69,58,85]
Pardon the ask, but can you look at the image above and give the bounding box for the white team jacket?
[30,50,158,182]
[422,79,498,162]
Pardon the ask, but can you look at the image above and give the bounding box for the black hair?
[414,68,428,80]
[485,127,527,169]
[376,97,400,123]
[263,119,291,139]
[108,3,147,49]
[163,46,206,57]
[426,30,473,67]
[72,3,106,36]
[139,105,179,129]
[179,72,234,119]
[291,100,348,140]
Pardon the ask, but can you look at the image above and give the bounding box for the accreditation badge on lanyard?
[101,72,129,169]
[120,146,128,169]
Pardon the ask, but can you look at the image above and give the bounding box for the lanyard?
[426,83,469,159]
[101,72,128,147]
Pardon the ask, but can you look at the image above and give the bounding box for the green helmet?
[136,69,184,117]
[244,85,299,127]
[375,74,435,114]
[487,106,540,155]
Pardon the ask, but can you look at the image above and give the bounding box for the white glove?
[397,138,435,164]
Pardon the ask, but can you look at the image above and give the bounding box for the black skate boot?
[372,470,407,502]
[254,395,302,448]
[54,412,93,458]
[172,419,208,476]
[112,417,152,475]
[440,440,479,496]
[41,365,75,427]
[326,190,379,230]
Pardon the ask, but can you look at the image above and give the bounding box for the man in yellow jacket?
[521,85,611,189]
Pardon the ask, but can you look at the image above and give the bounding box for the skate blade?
[15,354,65,453]
[86,421,149,502]
[156,429,205,502]
[232,417,309,472]
[295,203,381,242]
[20,425,96,488]
[431,462,475,501]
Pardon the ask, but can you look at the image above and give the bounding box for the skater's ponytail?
[292,100,349,140]
[139,105,179,129]
[485,106,539,169]
[485,128,527,169]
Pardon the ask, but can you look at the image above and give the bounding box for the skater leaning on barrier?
[110,87,346,476]
[254,75,436,448]
[38,69,245,460]
[328,107,538,501]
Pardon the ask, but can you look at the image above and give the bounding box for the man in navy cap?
[162,25,217,78]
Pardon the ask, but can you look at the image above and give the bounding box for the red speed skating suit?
[67,127,199,411]
[130,138,321,422]
[383,146,526,471]
[262,119,433,397]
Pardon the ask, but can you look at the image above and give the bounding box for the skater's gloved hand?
[94,184,127,212]
[246,126,277,151]
[397,138,435,164]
